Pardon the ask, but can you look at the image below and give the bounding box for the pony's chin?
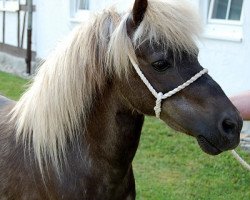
[196,135,222,155]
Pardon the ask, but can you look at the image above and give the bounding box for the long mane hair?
[11,0,201,173]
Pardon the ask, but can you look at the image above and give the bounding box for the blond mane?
[11,0,201,173]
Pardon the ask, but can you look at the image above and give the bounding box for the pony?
[0,0,242,199]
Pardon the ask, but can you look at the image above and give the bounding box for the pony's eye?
[151,60,171,72]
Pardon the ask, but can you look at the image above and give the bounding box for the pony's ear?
[132,0,148,26]
[127,0,148,35]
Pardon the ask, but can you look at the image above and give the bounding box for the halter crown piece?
[128,55,208,118]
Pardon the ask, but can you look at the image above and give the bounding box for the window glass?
[212,0,229,19]
[229,0,243,20]
[78,0,89,10]
[210,0,244,22]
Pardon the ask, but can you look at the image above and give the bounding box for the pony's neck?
[85,83,144,171]
[60,83,144,198]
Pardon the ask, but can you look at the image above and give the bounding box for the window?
[76,0,89,11]
[71,0,122,22]
[200,0,244,42]
[208,0,244,25]
[71,0,90,22]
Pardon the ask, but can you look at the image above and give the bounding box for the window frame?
[70,0,120,23]
[76,0,89,11]
[208,0,244,26]
[70,0,91,23]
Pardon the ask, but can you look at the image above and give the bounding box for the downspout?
[26,0,33,74]
[2,0,6,44]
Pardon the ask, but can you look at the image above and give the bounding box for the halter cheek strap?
[128,56,208,118]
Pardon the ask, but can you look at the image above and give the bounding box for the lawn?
[135,118,250,200]
[1,71,250,199]
[0,71,28,100]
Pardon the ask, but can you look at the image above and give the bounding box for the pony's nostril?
[222,119,237,134]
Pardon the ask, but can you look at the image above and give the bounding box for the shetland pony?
[0,0,242,199]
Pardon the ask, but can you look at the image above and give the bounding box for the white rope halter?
[128,53,250,172]
[128,55,208,118]
[231,150,250,171]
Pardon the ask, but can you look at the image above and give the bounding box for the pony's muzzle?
[197,110,242,155]
[217,112,243,150]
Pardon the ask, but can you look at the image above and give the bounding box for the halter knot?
[154,92,163,118]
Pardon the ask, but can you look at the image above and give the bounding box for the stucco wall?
[35,0,71,58]
[198,0,250,96]
[1,0,249,96]
[34,0,199,57]
[35,0,133,58]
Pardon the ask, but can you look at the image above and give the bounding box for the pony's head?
[109,0,242,155]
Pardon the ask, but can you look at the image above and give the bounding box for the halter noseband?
[128,55,208,118]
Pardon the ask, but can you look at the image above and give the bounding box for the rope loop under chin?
[154,92,163,118]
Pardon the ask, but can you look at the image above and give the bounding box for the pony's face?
[134,42,242,155]
[118,0,242,155]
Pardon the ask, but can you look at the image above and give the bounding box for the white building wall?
[1,13,18,46]
[35,0,71,58]
[0,0,36,50]
[35,0,200,58]
[35,0,132,58]
[198,0,250,96]
[1,0,249,96]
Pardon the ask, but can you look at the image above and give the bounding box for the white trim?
[203,23,243,42]
[225,0,232,20]
[0,0,18,12]
[70,0,91,23]
[208,19,243,26]
[69,10,91,23]
[203,32,243,42]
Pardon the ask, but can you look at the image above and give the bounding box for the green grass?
[0,71,28,100]
[134,118,250,200]
[1,71,250,199]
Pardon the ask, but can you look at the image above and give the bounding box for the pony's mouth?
[197,135,222,155]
